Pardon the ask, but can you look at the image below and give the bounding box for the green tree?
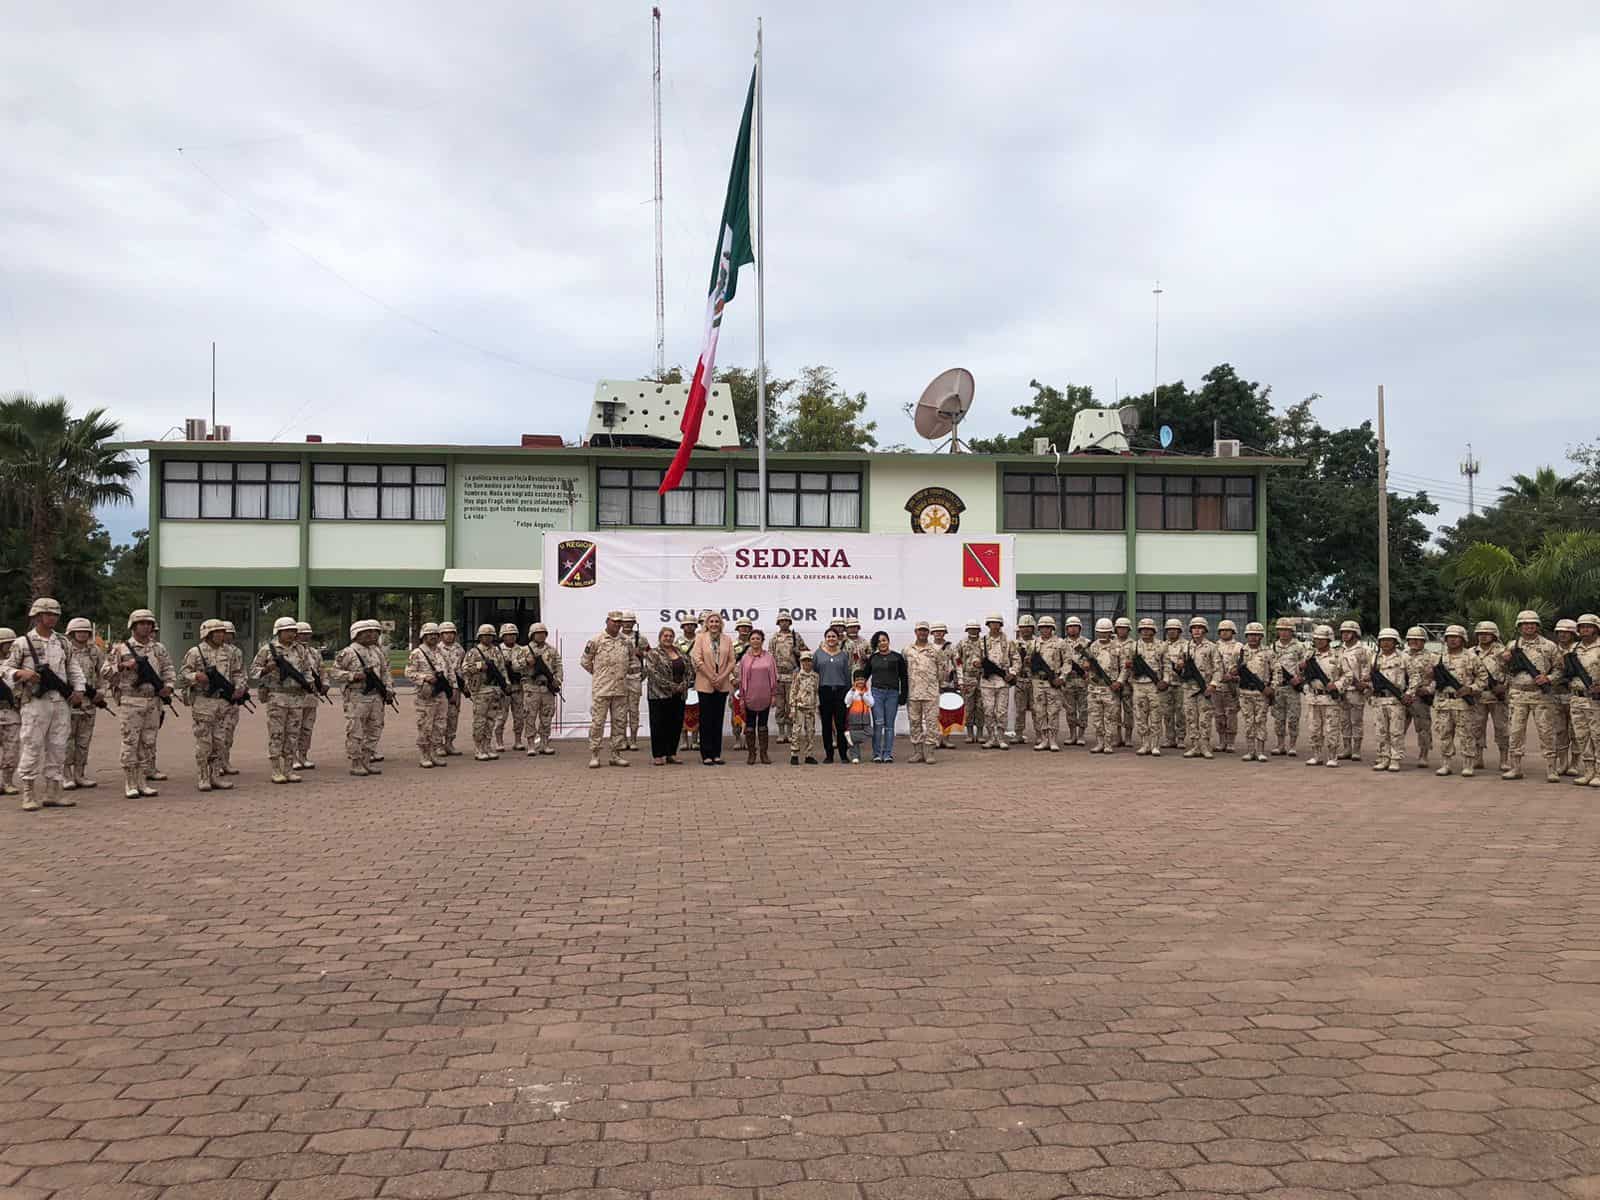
[776,366,877,452]
[0,394,137,598]
[718,365,795,448]
[1498,465,1582,507]
[1128,363,1278,455]
[1446,530,1600,626]
[967,381,1099,454]
[100,529,150,629]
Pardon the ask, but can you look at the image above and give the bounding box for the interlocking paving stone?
[2,715,1598,1197]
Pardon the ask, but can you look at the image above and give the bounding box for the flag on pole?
[659,68,756,495]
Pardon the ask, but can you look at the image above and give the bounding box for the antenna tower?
[652,7,665,378]
[1459,443,1481,515]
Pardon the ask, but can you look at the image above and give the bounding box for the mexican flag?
[659,68,756,494]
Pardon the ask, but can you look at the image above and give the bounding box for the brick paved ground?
[2,709,1599,1200]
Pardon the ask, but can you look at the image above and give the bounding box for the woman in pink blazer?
[690,613,737,765]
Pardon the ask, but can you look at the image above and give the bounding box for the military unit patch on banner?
[557,539,598,588]
[962,541,1001,589]
[905,486,965,534]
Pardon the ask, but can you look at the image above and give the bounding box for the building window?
[1002,473,1123,531]
[1136,591,1255,631]
[313,463,444,520]
[161,460,299,520]
[737,470,861,528]
[1136,475,1255,531]
[1018,590,1124,630]
[597,467,725,526]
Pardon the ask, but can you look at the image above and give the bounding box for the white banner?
[539,531,1016,737]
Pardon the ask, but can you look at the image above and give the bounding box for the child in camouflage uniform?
[789,652,819,765]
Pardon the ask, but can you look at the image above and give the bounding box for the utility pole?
[210,341,216,431]
[1460,443,1481,515]
[651,7,665,379]
[1376,385,1390,630]
[1151,281,1163,420]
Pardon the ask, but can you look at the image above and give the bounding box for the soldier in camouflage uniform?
[1082,619,1127,753]
[217,621,244,776]
[405,622,451,768]
[789,651,819,764]
[495,623,528,752]
[252,617,318,784]
[5,599,88,811]
[524,622,562,756]
[1336,620,1371,761]
[1177,617,1220,759]
[63,617,105,791]
[582,609,632,768]
[334,619,389,776]
[929,621,956,748]
[1269,618,1302,755]
[1567,614,1600,787]
[677,617,700,752]
[1368,628,1409,772]
[182,618,245,792]
[770,611,806,744]
[1236,622,1274,762]
[1470,620,1509,771]
[1297,624,1345,768]
[1030,616,1069,751]
[978,615,1018,749]
[1062,617,1090,746]
[462,624,509,761]
[1401,626,1438,768]
[438,621,466,757]
[842,619,869,673]
[1128,617,1167,757]
[955,619,984,744]
[292,621,323,770]
[104,609,177,798]
[1011,614,1037,745]
[903,621,943,765]
[622,612,647,751]
[1500,610,1562,782]
[0,628,19,797]
[1551,618,1580,775]
[1212,619,1243,753]
[1112,617,1134,747]
[1160,618,1184,749]
[1431,624,1484,776]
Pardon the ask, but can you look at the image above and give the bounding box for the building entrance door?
[461,595,540,638]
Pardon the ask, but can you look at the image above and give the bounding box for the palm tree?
[1497,466,1582,507]
[1449,530,1600,626]
[0,394,137,598]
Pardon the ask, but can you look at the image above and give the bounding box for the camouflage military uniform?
[1236,634,1274,761]
[1269,626,1303,754]
[1369,637,1409,771]
[622,622,647,750]
[904,636,944,764]
[462,637,509,760]
[5,613,87,809]
[104,628,177,794]
[293,628,325,770]
[217,632,245,775]
[334,628,389,774]
[405,633,452,766]
[582,619,633,765]
[954,629,984,744]
[1502,619,1562,781]
[1401,632,1439,766]
[181,630,244,791]
[788,664,819,762]
[1011,622,1037,745]
[252,629,321,783]
[1176,629,1221,758]
[524,633,562,755]
[769,621,807,743]
[1030,626,1070,751]
[0,634,19,796]
[1113,627,1135,746]
[1565,619,1600,786]
[1301,633,1346,767]
[978,627,1018,748]
[1336,627,1372,760]
[64,633,106,789]
[1213,628,1242,753]
[439,629,467,756]
[1470,631,1510,769]
[496,632,529,751]
[1082,631,1127,753]
[1127,630,1166,756]
[1432,633,1485,776]
[1550,622,1579,775]
[1158,624,1184,748]
[1061,624,1089,744]
[930,632,956,747]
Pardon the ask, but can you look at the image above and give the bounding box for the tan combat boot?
[146,766,168,781]
[365,754,382,774]
[20,779,40,811]
[419,752,435,768]
[43,778,75,807]
[270,758,289,784]
[0,769,16,796]
[75,766,96,788]
[350,760,370,776]
[198,765,213,792]
[123,769,141,798]
[1501,756,1523,781]
[212,765,234,790]
[137,772,159,797]
[588,755,601,769]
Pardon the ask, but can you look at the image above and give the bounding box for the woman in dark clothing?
[865,630,909,763]
[644,626,689,765]
[811,629,852,764]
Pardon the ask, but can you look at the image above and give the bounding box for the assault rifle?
[980,654,1010,681]
[1432,660,1474,705]
[474,647,509,693]
[201,657,256,713]
[1507,644,1552,695]
[81,681,111,710]
[1082,648,1113,688]
[0,676,14,709]
[1279,665,1304,694]
[130,647,180,724]
[270,643,332,704]
[1302,653,1338,695]
[24,636,77,702]
[422,651,453,702]
[529,652,561,696]
[505,656,522,688]
[1370,663,1405,701]
[362,662,401,713]
[1565,649,1596,698]
[1131,650,1162,686]
[1236,658,1267,693]
[1029,649,1060,688]
[1178,651,1208,698]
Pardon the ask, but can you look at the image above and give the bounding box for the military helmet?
[1474,620,1499,637]
[1017,614,1035,627]
[1444,623,1468,640]
[1138,617,1157,631]
[1217,619,1237,634]
[985,612,1003,624]
[1275,617,1296,631]
[800,649,814,660]
[1065,616,1082,628]
[220,621,236,634]
[1114,616,1132,630]
[28,597,61,617]
[931,620,948,633]
[127,608,157,628]
[272,616,298,634]
[735,617,753,629]
[498,622,518,637]
[295,621,313,635]
[1339,620,1360,635]
[419,622,440,638]
[844,617,860,627]
[198,618,224,637]
[0,627,15,643]
[1377,627,1400,643]
[348,621,366,639]
[1515,609,1541,626]
[680,615,698,627]
[1313,624,1333,640]
[66,617,93,634]
[1245,621,1266,636]
[622,610,638,623]
[606,609,625,622]
[1578,613,1600,630]
[1164,618,1183,632]
[914,619,930,631]
[476,623,497,638]
[1094,617,1114,633]
[1555,617,1578,634]
[776,610,792,621]
[965,619,980,630]
[1405,626,1427,641]
[437,621,457,634]
[528,622,548,636]
[1189,616,1209,630]
[1038,615,1057,629]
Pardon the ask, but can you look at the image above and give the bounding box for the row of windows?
[1017,591,1258,633]
[1002,473,1257,532]
[163,461,447,521]
[596,468,862,529]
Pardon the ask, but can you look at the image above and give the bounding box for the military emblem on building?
[556,539,597,588]
[905,486,965,534]
[962,541,1001,588]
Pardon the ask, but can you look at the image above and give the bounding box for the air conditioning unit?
[184,418,207,441]
[213,424,232,442]
[1214,439,1241,458]
[1032,437,1052,455]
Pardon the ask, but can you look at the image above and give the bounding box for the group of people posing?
[581,608,1599,783]
[3,595,1595,809]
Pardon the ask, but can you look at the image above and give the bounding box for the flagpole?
[754,18,767,532]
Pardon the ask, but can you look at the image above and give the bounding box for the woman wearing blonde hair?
[644,626,689,766]
[691,612,737,765]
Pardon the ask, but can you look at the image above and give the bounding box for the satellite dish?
[1118,405,1140,436]
[1159,424,1174,449]
[914,367,976,451]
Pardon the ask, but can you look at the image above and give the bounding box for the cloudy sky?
[4,2,1596,542]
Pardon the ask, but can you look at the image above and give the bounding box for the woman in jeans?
[690,611,736,765]
[811,628,852,764]
[738,628,778,764]
[644,626,689,766]
[865,630,909,763]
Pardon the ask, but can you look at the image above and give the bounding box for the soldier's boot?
[1372,754,1388,771]
[43,778,73,807]
[420,752,436,768]
[923,741,936,764]
[1200,746,1212,759]
[198,765,213,792]
[370,752,384,763]
[62,763,77,791]
[907,743,925,764]
[123,769,141,798]
[1323,754,1338,767]
[269,758,288,784]
[1545,760,1562,784]
[1473,751,1485,770]
[366,754,382,774]
[758,729,772,765]
[1033,736,1048,751]
[350,759,370,776]
[1436,755,1453,776]
[20,779,40,811]
[608,752,629,767]
[1182,746,1197,759]
[1,769,16,796]
[137,771,159,797]
[212,763,234,790]
[1050,735,1062,752]
[1575,767,1594,786]
[220,754,239,775]
[474,747,493,761]
[445,742,461,756]
[1501,756,1524,781]
[284,761,303,783]
[588,755,601,769]
[1461,757,1475,777]
[1306,753,1321,766]
[147,767,168,781]
[76,765,97,788]
[1588,771,1600,788]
